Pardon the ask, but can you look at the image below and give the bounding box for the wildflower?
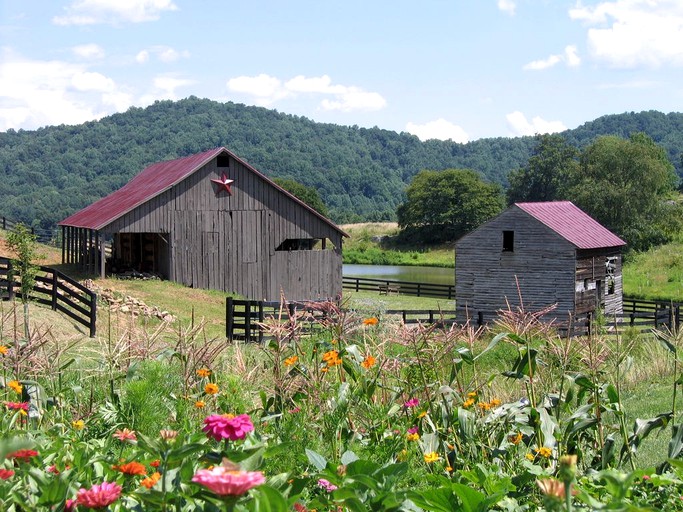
[204,383,219,395]
[113,428,137,443]
[407,426,419,434]
[160,429,178,441]
[317,478,338,492]
[361,355,376,369]
[559,454,578,482]
[0,345,7,355]
[141,472,161,489]
[196,368,212,378]
[76,481,122,509]
[404,398,419,409]
[195,400,206,409]
[424,452,440,463]
[537,478,566,500]
[446,465,453,472]
[363,317,379,326]
[288,406,301,414]
[489,398,502,407]
[467,391,477,398]
[65,500,76,512]
[115,461,147,475]
[150,459,160,468]
[463,398,475,408]
[477,402,491,411]
[418,411,427,418]
[5,402,29,414]
[525,452,535,461]
[508,432,523,445]
[7,449,38,461]
[322,350,342,367]
[8,380,22,394]
[407,433,419,442]
[192,465,265,496]
[72,419,85,430]
[284,355,298,366]
[47,465,60,474]
[203,413,254,442]
[0,469,14,479]
[536,446,553,458]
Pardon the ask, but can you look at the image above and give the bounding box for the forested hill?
[1,97,682,231]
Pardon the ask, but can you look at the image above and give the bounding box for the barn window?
[502,231,514,252]
[276,238,334,251]
[606,257,617,295]
[217,155,230,167]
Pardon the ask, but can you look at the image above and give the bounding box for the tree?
[397,168,505,243]
[506,133,579,204]
[6,223,39,337]
[569,133,680,251]
[273,178,330,218]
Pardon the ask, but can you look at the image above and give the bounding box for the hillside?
[1,98,682,232]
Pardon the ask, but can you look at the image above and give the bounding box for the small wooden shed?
[455,201,626,324]
[59,147,348,301]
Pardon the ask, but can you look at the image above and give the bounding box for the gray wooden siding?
[575,248,623,316]
[101,154,343,301]
[455,207,577,324]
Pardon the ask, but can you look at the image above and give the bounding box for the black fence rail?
[342,276,455,299]
[0,256,97,337]
[385,309,457,327]
[1,217,57,245]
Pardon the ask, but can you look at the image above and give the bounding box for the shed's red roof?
[59,147,347,236]
[515,201,625,249]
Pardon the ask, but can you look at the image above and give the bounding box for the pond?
[343,264,455,285]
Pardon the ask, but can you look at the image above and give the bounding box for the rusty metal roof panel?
[515,201,626,249]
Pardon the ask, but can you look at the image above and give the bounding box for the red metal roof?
[59,147,347,236]
[515,201,626,249]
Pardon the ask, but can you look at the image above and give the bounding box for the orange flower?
[363,317,378,326]
[322,350,342,367]
[536,447,553,458]
[477,402,491,411]
[150,460,160,468]
[0,345,7,355]
[115,461,147,476]
[8,380,22,394]
[508,432,523,445]
[196,368,212,378]
[463,398,475,408]
[195,400,206,409]
[205,383,219,395]
[141,471,161,489]
[284,356,298,367]
[361,355,376,369]
[160,429,178,441]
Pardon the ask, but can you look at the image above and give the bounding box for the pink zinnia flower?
[7,449,38,462]
[64,499,76,512]
[76,481,122,509]
[203,414,254,442]
[407,426,419,434]
[317,478,338,492]
[5,402,29,412]
[404,398,419,409]
[0,468,15,480]
[113,428,137,442]
[192,466,265,496]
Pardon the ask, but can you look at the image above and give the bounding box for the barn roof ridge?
[514,200,626,249]
[59,147,348,237]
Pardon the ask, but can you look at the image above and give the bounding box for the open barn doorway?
[109,233,170,278]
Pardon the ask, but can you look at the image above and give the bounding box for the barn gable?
[59,148,347,301]
[455,201,625,325]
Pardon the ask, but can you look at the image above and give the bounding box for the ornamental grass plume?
[203,413,254,442]
[76,481,122,509]
[192,463,265,496]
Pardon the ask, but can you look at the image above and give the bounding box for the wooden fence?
[0,256,97,337]
[1,217,57,245]
[342,276,455,299]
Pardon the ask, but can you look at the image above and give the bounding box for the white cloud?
[136,45,189,64]
[524,45,581,70]
[498,0,516,15]
[506,111,566,136]
[71,71,115,92]
[137,75,196,105]
[226,74,387,112]
[569,0,683,68]
[53,0,178,26]
[72,43,105,60]
[405,118,469,143]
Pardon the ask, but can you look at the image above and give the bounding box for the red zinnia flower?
[150,459,160,468]
[0,468,15,479]
[203,414,254,442]
[5,402,29,412]
[115,461,147,475]
[76,481,122,509]
[7,449,38,462]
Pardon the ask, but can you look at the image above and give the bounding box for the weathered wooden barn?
[455,201,626,324]
[58,147,347,301]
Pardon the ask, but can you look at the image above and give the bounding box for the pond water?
[343,264,455,285]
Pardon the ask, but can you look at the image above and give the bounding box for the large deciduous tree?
[273,178,330,218]
[506,133,579,204]
[397,168,505,243]
[569,132,681,251]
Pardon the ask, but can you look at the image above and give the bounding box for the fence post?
[2,217,5,230]
[89,293,97,337]
[226,297,234,340]
[477,311,484,327]
[654,304,658,329]
[51,271,58,311]
[7,260,14,301]
[676,305,681,331]
[258,301,265,344]
[630,312,635,327]
[587,312,592,337]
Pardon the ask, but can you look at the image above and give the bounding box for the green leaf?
[252,485,289,512]
[341,450,359,465]
[305,448,328,471]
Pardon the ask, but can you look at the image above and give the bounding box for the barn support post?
[61,226,65,264]
[99,232,106,279]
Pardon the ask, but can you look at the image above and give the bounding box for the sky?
[1,0,682,142]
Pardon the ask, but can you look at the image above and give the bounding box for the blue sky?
[1,0,682,142]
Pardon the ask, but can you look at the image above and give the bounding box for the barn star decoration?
[211,172,234,195]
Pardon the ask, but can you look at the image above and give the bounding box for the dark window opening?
[276,238,334,251]
[217,155,230,167]
[502,230,514,252]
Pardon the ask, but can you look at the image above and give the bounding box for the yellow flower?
[0,345,7,355]
[445,465,453,472]
[72,420,85,430]
[196,368,211,378]
[536,446,553,458]
[8,380,22,394]
[508,432,523,445]
[424,452,440,463]
[361,355,376,369]
[418,411,427,418]
[195,400,206,409]
[526,453,535,461]
[489,399,501,407]
[463,398,475,408]
[477,402,491,411]
[204,383,219,395]
[406,433,419,442]
[284,356,298,367]
[363,317,378,326]
[467,392,477,398]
